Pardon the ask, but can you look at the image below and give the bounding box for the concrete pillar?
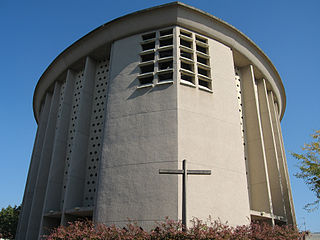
[40,70,76,234]
[269,92,296,225]
[257,79,286,218]
[240,65,273,214]
[61,57,96,224]
[25,82,61,240]
[15,93,52,240]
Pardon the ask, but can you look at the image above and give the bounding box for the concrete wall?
[239,65,295,224]
[16,93,52,239]
[25,82,61,239]
[240,65,273,215]
[95,32,179,229]
[256,79,285,218]
[177,32,250,226]
[17,57,112,239]
[272,98,296,225]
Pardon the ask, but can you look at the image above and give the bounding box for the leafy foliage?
[43,218,305,240]
[0,205,21,239]
[291,130,320,211]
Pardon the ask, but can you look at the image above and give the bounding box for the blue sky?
[0,0,319,232]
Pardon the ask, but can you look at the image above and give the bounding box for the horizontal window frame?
[179,34,193,42]
[141,32,156,41]
[138,60,155,66]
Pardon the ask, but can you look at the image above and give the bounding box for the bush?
[43,217,306,240]
[0,205,21,239]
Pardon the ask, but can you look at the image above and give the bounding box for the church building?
[16,2,296,239]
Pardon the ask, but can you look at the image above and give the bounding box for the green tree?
[0,205,21,239]
[291,130,320,211]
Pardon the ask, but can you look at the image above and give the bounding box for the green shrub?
[0,205,21,239]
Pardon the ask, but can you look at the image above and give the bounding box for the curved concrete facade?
[17,2,295,239]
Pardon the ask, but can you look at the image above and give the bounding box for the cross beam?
[159,160,211,229]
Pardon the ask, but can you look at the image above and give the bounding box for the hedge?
[43,217,306,240]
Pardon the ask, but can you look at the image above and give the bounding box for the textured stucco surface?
[95,34,179,228]
[177,37,250,225]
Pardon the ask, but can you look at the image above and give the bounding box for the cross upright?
[159,159,211,229]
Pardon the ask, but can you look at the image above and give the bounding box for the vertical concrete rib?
[83,59,109,209]
[62,57,96,222]
[15,93,52,240]
[240,65,272,214]
[269,93,296,225]
[257,79,286,218]
[25,82,61,240]
[40,70,76,233]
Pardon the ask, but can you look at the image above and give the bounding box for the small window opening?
[181,61,193,72]
[159,60,173,70]
[142,32,156,41]
[160,38,173,47]
[196,45,207,54]
[139,76,153,85]
[160,29,173,36]
[197,56,208,65]
[180,30,192,38]
[198,67,209,77]
[181,50,192,60]
[180,39,192,48]
[196,36,207,43]
[159,49,173,58]
[141,53,154,62]
[140,64,154,74]
[181,73,194,83]
[158,72,173,82]
[141,41,155,51]
[199,79,211,89]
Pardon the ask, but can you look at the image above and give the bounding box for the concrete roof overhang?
[33,1,286,122]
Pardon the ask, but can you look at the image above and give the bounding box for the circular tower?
[16,2,295,239]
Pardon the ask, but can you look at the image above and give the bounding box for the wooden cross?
[159,160,211,229]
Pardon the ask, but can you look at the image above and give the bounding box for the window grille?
[179,28,212,91]
[138,28,174,87]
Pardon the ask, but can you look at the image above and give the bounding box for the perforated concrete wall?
[83,59,109,207]
[16,58,111,239]
[61,70,84,209]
